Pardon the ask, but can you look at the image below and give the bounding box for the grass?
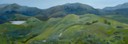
[0,14,128,44]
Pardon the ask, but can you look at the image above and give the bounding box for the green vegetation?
[0,2,128,44]
[0,14,127,44]
[103,15,128,24]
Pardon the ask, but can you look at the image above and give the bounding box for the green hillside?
[0,14,128,44]
[103,15,128,24]
[23,14,128,44]
[0,2,128,44]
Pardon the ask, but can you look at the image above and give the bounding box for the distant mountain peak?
[104,2,128,10]
[63,3,94,8]
[0,3,20,8]
[64,3,86,5]
[122,2,128,5]
[9,3,20,6]
[47,3,98,17]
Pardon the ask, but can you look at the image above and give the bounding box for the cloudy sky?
[0,0,128,9]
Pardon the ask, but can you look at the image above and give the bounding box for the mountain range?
[0,3,128,24]
[0,2,128,44]
[0,3,126,23]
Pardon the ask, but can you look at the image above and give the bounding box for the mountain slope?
[103,2,128,15]
[0,3,46,24]
[0,14,128,44]
[101,2,128,24]
[46,3,99,18]
[24,14,128,44]
[0,2,128,44]
[0,3,100,24]
[104,2,128,10]
[1,3,128,24]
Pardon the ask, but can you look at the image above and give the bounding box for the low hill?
[24,14,128,44]
[0,14,128,44]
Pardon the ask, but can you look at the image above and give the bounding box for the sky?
[0,0,128,9]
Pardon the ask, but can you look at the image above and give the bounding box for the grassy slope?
[0,14,128,44]
[103,15,128,24]
[25,14,128,44]
[0,17,44,44]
